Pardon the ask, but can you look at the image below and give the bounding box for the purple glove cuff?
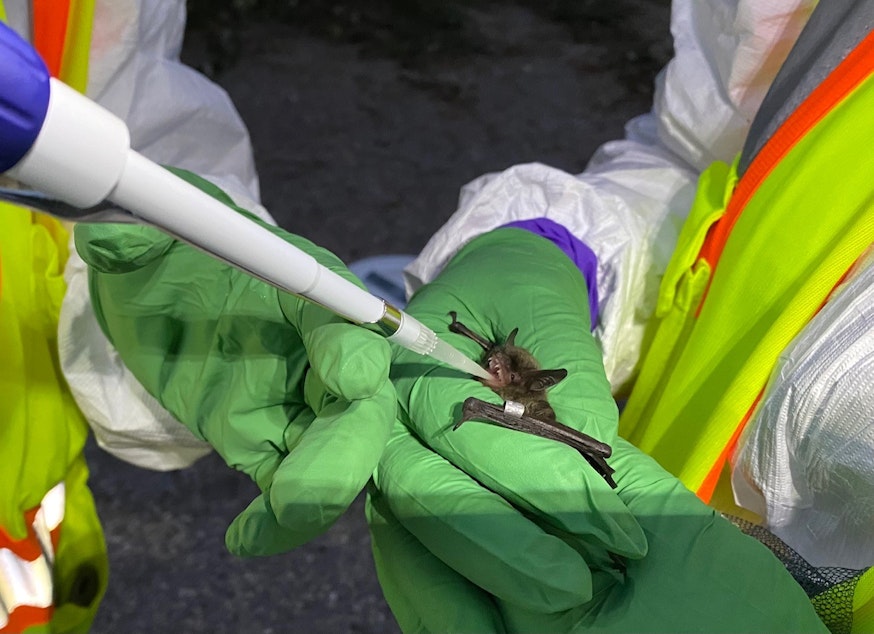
[501,218,599,329]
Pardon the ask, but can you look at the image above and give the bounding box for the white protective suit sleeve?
[405,0,816,395]
[28,0,272,470]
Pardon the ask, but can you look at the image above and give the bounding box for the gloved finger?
[292,312,392,401]
[498,601,586,634]
[374,418,596,610]
[230,380,396,553]
[366,484,505,634]
[225,490,305,557]
[273,236,393,401]
[84,237,320,473]
[74,222,174,272]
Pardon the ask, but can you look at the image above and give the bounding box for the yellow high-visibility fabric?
[0,207,71,537]
[58,0,95,93]
[853,568,874,634]
[618,159,733,442]
[0,206,108,632]
[620,75,874,493]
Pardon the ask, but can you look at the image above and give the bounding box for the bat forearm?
[458,397,616,487]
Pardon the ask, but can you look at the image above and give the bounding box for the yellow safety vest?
[1,3,106,633]
[620,24,874,634]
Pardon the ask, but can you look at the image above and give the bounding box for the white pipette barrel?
[4,77,492,380]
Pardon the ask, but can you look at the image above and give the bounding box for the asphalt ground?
[87,2,670,631]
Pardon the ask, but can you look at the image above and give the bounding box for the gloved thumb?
[74,222,174,273]
[225,489,312,557]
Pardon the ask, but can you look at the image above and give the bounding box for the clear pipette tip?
[429,336,494,380]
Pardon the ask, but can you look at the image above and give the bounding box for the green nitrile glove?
[367,228,826,633]
[75,168,396,557]
[368,227,645,627]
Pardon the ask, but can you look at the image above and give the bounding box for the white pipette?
[0,30,491,380]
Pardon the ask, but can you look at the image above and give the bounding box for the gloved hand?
[366,228,827,633]
[75,168,396,557]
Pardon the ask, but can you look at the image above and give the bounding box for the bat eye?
[509,372,518,383]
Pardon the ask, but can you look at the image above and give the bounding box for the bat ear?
[504,328,519,347]
[527,369,567,391]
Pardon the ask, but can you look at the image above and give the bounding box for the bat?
[448,312,616,487]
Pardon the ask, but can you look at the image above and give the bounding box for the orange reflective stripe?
[0,484,64,561]
[1,604,52,633]
[698,28,874,274]
[697,391,762,502]
[0,511,42,562]
[32,0,72,78]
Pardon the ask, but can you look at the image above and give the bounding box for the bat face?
[448,312,567,420]
[480,338,567,418]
